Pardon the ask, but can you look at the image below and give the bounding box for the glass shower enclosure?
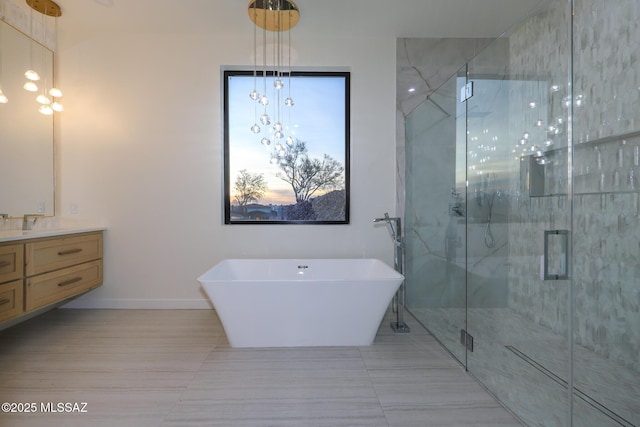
[404,0,640,425]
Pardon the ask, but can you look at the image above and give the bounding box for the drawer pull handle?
[58,277,83,287]
[58,248,83,256]
[0,298,10,305]
[0,261,11,268]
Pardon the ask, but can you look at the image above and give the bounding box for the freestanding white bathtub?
[198,258,404,347]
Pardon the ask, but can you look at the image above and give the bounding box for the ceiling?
[54,0,543,43]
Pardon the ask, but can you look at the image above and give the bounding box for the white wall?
[57,20,398,308]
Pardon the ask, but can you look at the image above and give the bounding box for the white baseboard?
[61,298,213,309]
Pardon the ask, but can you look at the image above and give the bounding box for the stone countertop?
[0,218,107,242]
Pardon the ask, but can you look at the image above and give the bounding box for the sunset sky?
[227,73,347,205]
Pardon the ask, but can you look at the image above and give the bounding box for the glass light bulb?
[49,87,62,97]
[36,94,51,105]
[261,137,271,146]
[25,69,40,81]
[0,91,7,104]
[270,156,278,165]
[260,95,269,106]
[38,105,53,115]
[275,142,283,151]
[274,78,284,89]
[274,131,284,139]
[286,136,294,145]
[284,97,294,107]
[249,89,259,100]
[260,114,270,125]
[51,102,64,112]
[273,122,282,132]
[24,81,38,92]
[251,123,261,133]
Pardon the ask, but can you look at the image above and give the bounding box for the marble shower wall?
[399,0,640,374]
[506,0,640,372]
[504,0,572,340]
[396,38,493,221]
[572,0,640,372]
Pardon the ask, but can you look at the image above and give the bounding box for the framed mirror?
[223,70,350,224]
[0,19,55,218]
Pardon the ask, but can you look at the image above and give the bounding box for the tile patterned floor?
[411,307,640,427]
[0,308,522,427]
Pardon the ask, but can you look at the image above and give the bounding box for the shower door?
[404,67,468,365]
[403,1,639,424]
[464,1,573,425]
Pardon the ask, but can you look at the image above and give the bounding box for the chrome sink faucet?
[22,214,43,231]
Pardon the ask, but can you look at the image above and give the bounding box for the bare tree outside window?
[233,169,268,217]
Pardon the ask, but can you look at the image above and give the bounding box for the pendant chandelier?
[25,0,63,115]
[247,0,299,156]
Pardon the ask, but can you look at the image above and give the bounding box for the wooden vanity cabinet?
[0,280,23,323]
[0,231,103,325]
[0,244,25,322]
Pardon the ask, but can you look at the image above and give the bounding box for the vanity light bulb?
[24,69,40,81]
[23,81,38,92]
[51,102,63,112]
[38,104,53,115]
[49,87,63,98]
[36,94,51,105]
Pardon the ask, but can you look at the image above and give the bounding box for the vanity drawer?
[0,280,24,323]
[26,232,102,277]
[0,244,24,284]
[25,260,102,311]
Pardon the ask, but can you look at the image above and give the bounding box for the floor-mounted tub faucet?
[373,213,410,333]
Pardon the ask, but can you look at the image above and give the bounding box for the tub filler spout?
[374,212,411,334]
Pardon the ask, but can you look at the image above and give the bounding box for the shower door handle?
[543,230,569,280]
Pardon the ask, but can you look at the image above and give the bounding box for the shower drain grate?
[505,345,635,427]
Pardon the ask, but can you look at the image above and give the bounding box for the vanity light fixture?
[25,0,63,115]
[247,0,299,153]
